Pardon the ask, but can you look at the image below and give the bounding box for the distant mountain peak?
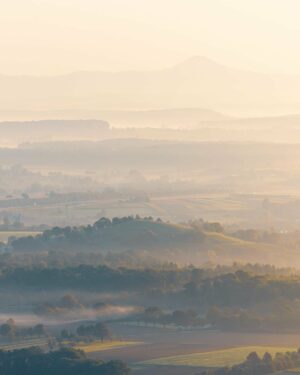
[172,56,225,70]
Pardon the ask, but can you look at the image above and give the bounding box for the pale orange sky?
[1,0,300,75]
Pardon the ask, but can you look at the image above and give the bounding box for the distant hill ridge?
[1,56,300,115]
[0,119,109,130]
[0,119,110,145]
[0,108,228,129]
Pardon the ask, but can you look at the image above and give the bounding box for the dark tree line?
[183,270,300,308]
[0,347,130,375]
[0,264,190,292]
[60,322,112,342]
[76,322,112,342]
[3,265,300,305]
[132,307,202,327]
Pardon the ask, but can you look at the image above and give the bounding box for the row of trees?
[0,319,46,339]
[127,302,300,333]
[200,349,300,375]
[133,307,203,327]
[61,322,112,342]
[77,322,111,342]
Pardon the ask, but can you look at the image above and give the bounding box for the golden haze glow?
[1,0,300,75]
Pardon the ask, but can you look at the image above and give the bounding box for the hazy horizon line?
[0,55,295,79]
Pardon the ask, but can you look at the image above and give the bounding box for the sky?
[1,0,300,75]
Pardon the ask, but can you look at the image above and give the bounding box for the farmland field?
[87,325,300,375]
[139,346,297,368]
[2,191,300,231]
[0,192,290,228]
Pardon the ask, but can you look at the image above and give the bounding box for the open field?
[86,325,300,374]
[139,346,297,368]
[0,192,284,226]
[75,340,143,353]
[0,231,41,242]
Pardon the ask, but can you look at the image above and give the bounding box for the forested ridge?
[9,216,204,252]
[2,266,300,305]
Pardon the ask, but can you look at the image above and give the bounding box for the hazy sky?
[1,0,300,75]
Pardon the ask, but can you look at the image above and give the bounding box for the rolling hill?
[9,218,291,266]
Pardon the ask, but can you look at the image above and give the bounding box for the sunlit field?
[76,340,143,353]
[140,346,297,368]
